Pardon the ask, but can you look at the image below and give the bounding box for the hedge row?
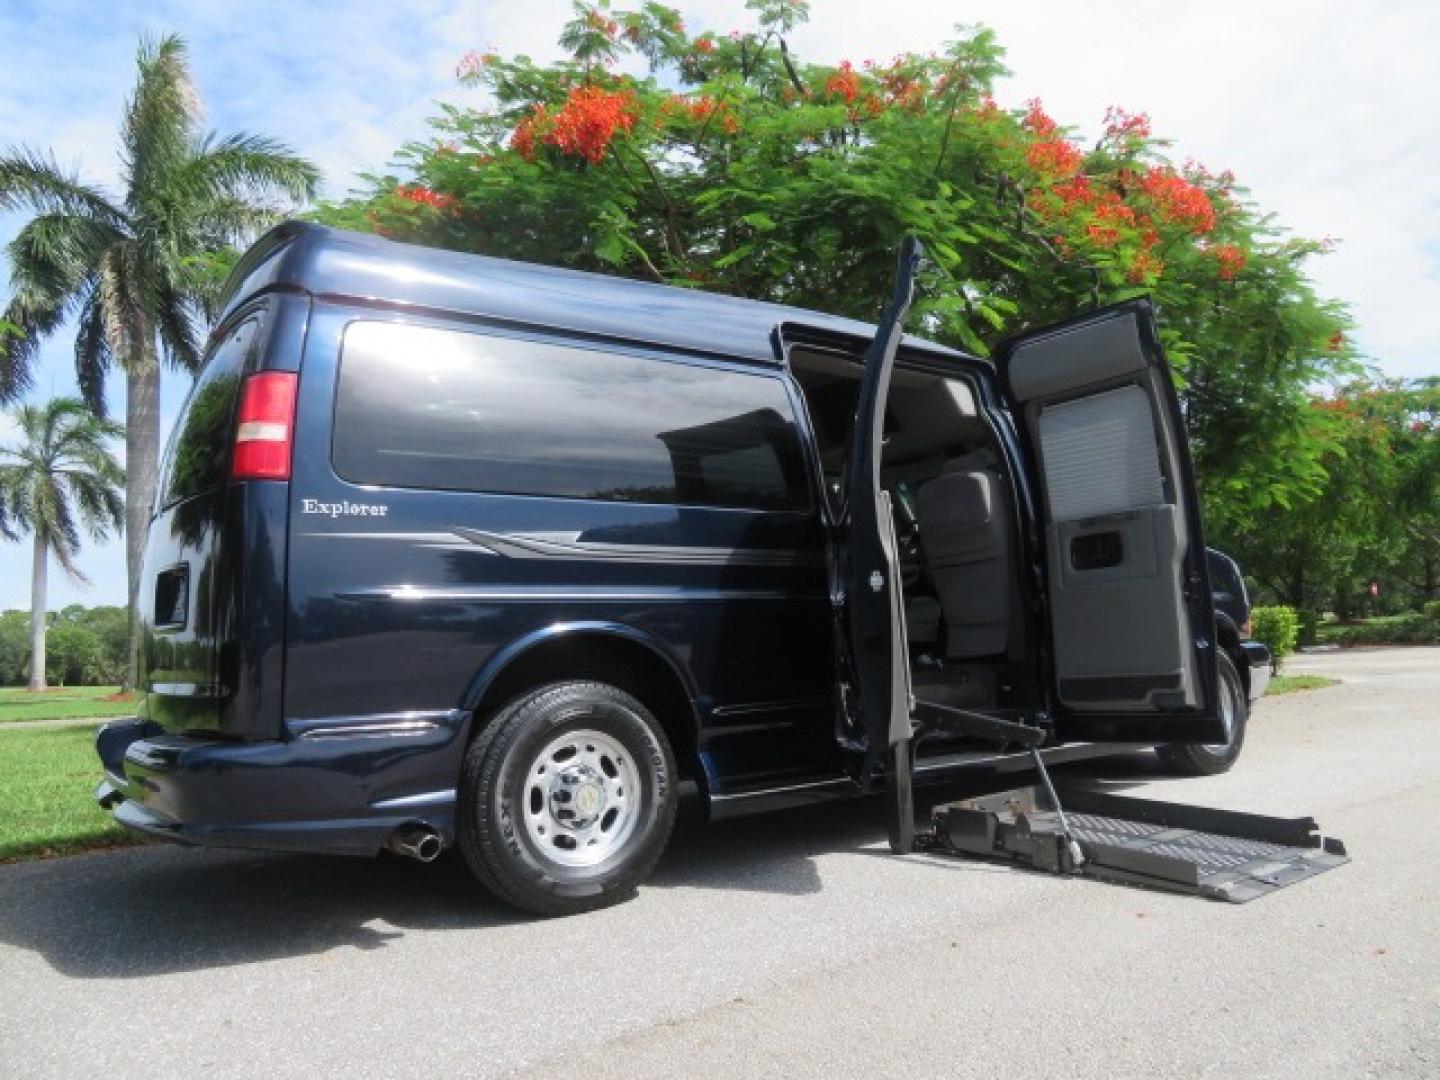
[1315,610,1440,647]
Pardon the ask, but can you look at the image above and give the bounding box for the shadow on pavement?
[0,751,1170,979]
[0,845,521,979]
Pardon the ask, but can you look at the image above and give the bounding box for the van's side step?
[919,784,1349,903]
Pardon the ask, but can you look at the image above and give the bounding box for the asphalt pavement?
[0,647,1435,1078]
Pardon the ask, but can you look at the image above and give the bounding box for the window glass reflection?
[332,321,809,511]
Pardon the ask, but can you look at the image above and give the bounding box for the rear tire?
[458,681,677,916]
[1158,651,1247,776]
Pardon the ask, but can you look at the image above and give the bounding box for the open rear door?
[841,239,922,851]
[996,301,1223,744]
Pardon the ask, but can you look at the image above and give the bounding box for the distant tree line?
[1222,378,1440,617]
[0,605,128,686]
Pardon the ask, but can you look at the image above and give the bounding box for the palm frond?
[74,281,114,416]
[0,397,124,579]
[0,492,16,542]
[6,218,88,306]
[0,311,37,402]
[0,447,26,540]
[6,212,123,282]
[49,397,119,455]
[123,33,200,217]
[188,197,276,243]
[61,464,126,539]
[3,29,318,412]
[181,131,320,209]
[1,292,72,404]
[43,486,86,581]
[153,286,203,372]
[0,148,128,227]
[1,212,121,402]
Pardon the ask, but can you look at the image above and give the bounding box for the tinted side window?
[332,322,809,511]
[160,316,260,508]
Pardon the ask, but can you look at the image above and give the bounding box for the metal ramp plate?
[928,786,1349,903]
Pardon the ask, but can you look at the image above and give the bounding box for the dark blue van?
[96,223,1269,914]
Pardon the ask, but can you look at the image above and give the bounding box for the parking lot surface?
[0,648,1435,1078]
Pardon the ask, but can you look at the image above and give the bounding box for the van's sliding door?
[996,302,1223,744]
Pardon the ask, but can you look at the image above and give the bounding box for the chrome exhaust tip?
[389,824,443,863]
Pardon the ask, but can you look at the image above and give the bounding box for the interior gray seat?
[915,466,1012,658]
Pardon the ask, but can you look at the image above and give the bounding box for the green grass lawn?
[1267,674,1339,695]
[0,722,147,862]
[0,685,139,723]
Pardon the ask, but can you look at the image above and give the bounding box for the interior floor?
[789,347,1039,752]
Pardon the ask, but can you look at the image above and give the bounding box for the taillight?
[232,372,298,480]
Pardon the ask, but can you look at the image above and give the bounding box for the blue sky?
[2,0,1437,609]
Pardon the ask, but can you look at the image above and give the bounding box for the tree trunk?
[124,358,161,691]
[28,531,48,692]
[1335,587,1353,622]
[1288,562,1305,610]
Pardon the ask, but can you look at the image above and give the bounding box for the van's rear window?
[159,315,260,509]
[331,322,810,512]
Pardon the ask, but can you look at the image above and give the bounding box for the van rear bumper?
[93,715,467,857]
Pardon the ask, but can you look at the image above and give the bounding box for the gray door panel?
[998,302,1221,742]
[1047,506,1194,710]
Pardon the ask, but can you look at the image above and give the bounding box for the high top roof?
[219,221,970,366]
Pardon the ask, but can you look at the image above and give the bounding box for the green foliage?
[1221,379,1440,615]
[1425,600,1440,622]
[0,611,28,683]
[43,621,104,685]
[1251,605,1300,660]
[1315,613,1440,647]
[79,605,129,683]
[51,604,128,684]
[316,3,1354,556]
[1297,608,1321,647]
[0,607,129,686]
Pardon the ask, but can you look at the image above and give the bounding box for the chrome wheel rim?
[521,728,641,868]
[1207,673,1237,752]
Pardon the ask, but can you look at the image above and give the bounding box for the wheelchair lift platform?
[892,702,1349,903]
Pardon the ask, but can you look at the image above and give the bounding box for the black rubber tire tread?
[459,680,678,916]
[1158,651,1248,777]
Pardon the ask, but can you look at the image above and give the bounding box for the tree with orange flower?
[317,0,1357,562]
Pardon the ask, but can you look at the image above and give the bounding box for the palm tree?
[0,33,318,687]
[0,399,124,691]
